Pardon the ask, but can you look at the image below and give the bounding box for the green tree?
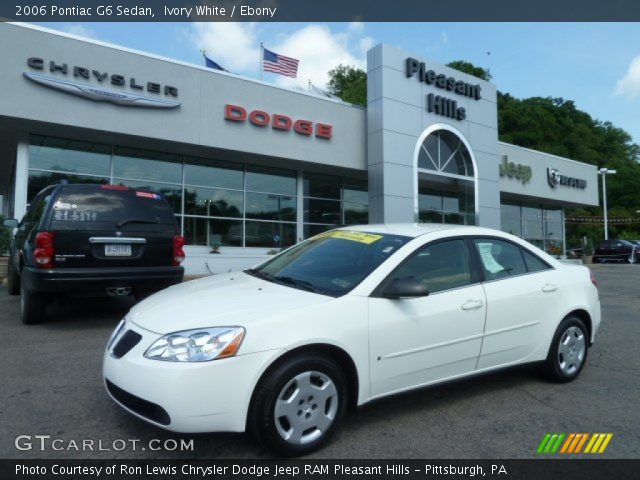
[446,60,492,81]
[327,65,367,106]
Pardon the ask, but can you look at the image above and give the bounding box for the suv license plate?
[105,244,132,257]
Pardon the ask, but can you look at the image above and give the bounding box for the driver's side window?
[391,239,472,294]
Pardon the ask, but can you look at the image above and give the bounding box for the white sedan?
[103,224,601,456]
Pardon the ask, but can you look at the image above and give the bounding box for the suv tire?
[20,276,47,325]
[6,259,20,295]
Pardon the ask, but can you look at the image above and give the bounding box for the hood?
[128,272,332,334]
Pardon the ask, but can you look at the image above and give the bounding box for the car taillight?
[590,270,598,288]
[173,235,185,266]
[34,231,55,268]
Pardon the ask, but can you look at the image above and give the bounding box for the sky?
[34,21,640,145]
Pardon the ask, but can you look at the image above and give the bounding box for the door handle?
[542,283,558,293]
[461,299,484,310]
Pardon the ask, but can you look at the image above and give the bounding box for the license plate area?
[105,244,132,257]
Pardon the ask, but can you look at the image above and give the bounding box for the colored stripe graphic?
[538,433,613,454]
[537,433,565,453]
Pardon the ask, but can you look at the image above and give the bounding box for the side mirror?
[3,219,18,229]
[382,277,429,299]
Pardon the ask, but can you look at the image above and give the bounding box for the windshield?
[248,230,411,297]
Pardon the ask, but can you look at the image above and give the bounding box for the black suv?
[592,239,639,264]
[4,183,185,324]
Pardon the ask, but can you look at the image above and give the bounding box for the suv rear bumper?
[21,266,184,294]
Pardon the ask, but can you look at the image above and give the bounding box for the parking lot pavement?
[0,264,638,459]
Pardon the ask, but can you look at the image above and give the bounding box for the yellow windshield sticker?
[315,230,383,244]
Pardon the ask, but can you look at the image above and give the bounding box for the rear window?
[51,185,176,225]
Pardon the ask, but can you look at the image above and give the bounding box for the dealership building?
[0,23,599,274]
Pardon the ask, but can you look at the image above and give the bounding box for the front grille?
[106,379,171,425]
[111,330,142,358]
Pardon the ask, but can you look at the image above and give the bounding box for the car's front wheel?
[248,353,348,457]
[542,315,589,382]
[20,276,47,325]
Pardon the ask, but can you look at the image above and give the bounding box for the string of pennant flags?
[565,216,640,225]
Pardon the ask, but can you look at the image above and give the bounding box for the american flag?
[262,47,299,78]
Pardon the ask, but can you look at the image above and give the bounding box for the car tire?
[248,353,348,457]
[6,259,20,295]
[20,276,47,325]
[542,315,589,383]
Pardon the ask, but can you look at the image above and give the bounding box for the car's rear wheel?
[542,316,588,382]
[248,353,347,457]
[20,276,47,325]
[6,259,20,295]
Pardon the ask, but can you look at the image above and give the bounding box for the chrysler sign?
[547,168,587,189]
[24,57,180,108]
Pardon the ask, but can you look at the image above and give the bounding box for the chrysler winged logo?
[547,168,561,188]
[24,72,181,109]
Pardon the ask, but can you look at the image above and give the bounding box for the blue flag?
[203,54,227,72]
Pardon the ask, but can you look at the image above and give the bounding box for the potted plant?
[0,215,11,279]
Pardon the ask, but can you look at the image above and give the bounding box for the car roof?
[335,223,509,239]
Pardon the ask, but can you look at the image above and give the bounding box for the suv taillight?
[590,270,598,288]
[34,231,55,268]
[173,235,185,266]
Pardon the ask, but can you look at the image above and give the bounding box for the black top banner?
[2,0,640,22]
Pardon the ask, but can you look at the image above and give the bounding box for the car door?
[368,238,487,398]
[471,237,560,369]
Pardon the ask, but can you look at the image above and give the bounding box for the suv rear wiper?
[116,218,160,227]
[273,276,318,293]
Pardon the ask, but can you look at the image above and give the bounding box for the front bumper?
[22,265,184,294]
[103,322,282,433]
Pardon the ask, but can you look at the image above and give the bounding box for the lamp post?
[598,168,617,240]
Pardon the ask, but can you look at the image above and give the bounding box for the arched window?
[418,130,474,178]
[416,128,476,225]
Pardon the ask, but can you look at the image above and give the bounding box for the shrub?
[0,215,10,256]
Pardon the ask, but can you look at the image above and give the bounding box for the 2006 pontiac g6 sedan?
[103,224,601,456]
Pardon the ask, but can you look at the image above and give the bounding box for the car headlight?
[107,319,126,350]
[144,327,245,362]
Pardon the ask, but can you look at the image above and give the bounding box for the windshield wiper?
[273,276,318,293]
[116,218,160,227]
[245,269,278,284]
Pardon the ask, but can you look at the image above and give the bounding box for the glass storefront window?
[523,206,544,241]
[245,221,296,248]
[184,186,243,218]
[500,202,564,255]
[115,179,183,213]
[304,173,341,199]
[184,157,243,190]
[418,175,475,225]
[113,147,182,184]
[245,192,296,221]
[27,170,109,201]
[343,202,368,225]
[183,217,243,247]
[29,136,111,176]
[305,198,341,224]
[27,136,371,248]
[246,165,296,195]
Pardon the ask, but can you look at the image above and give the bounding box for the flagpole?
[259,42,264,81]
